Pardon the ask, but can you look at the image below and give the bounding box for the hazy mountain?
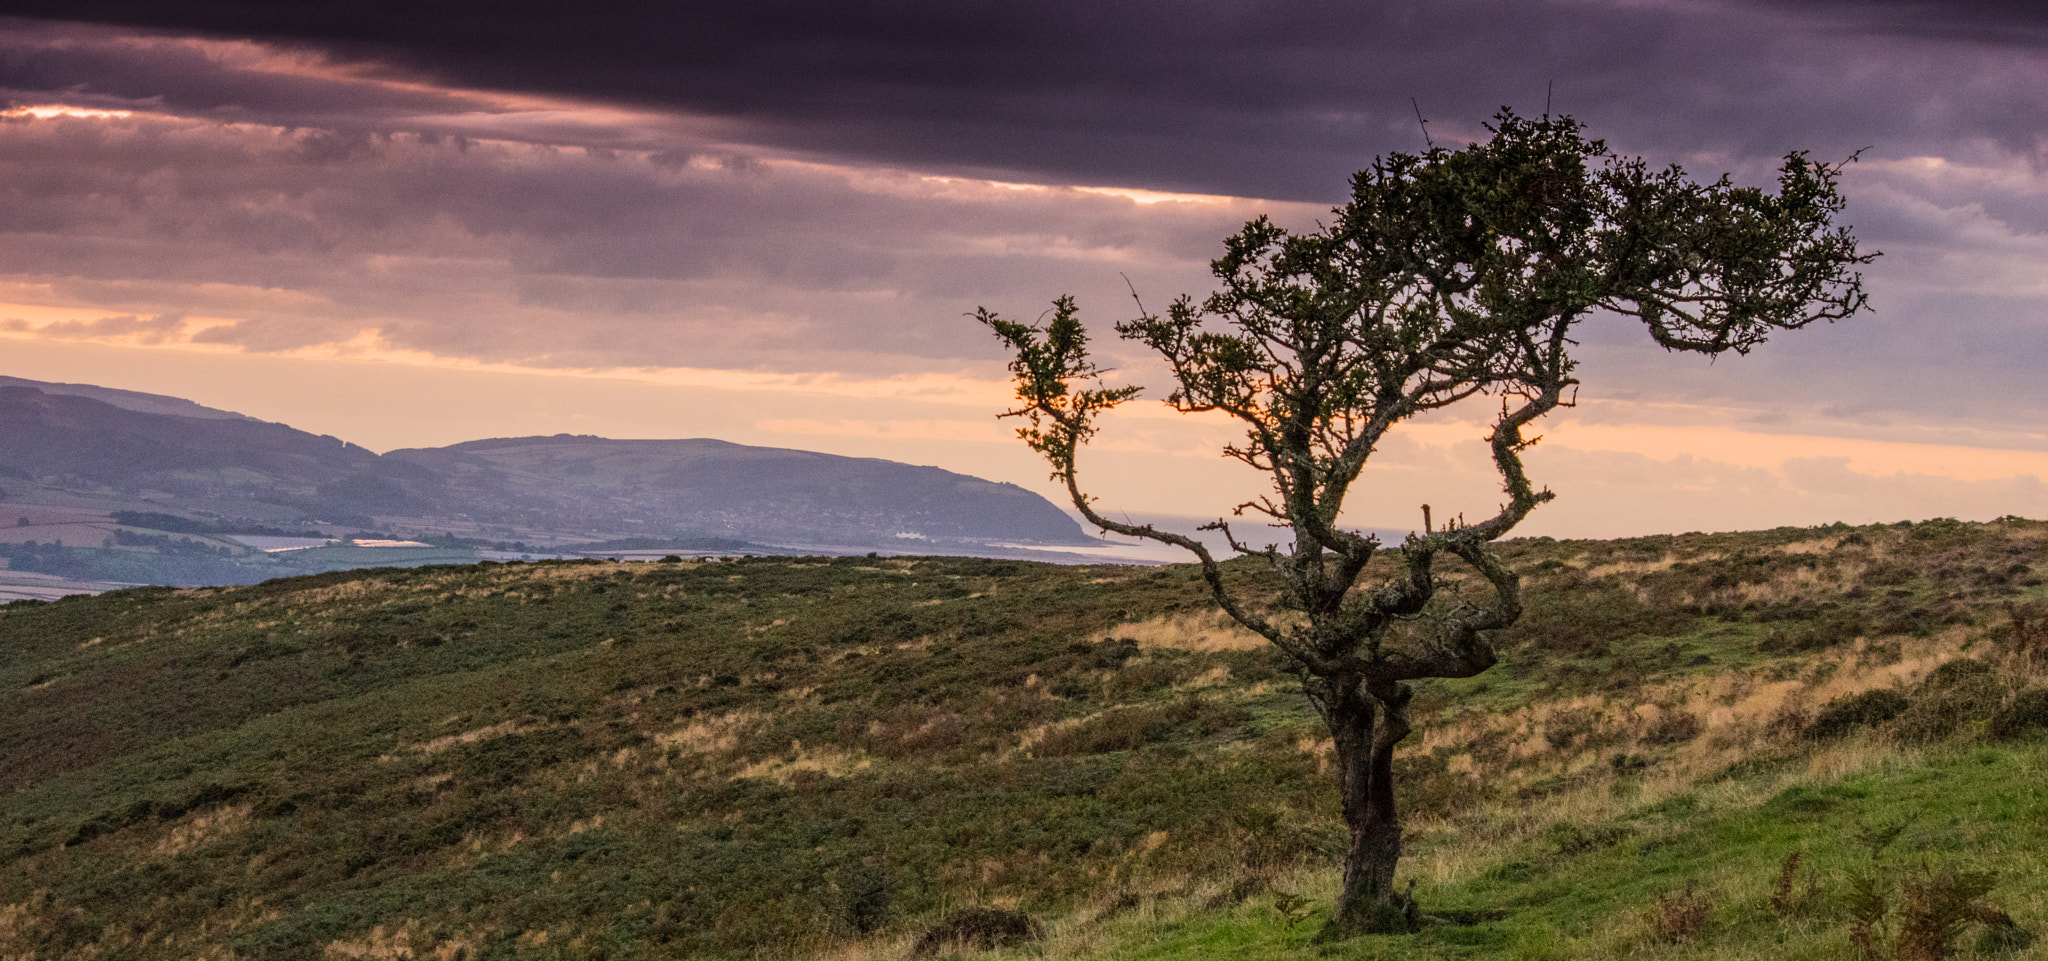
[0,384,379,501]
[0,375,256,421]
[0,378,1091,547]
[386,435,1090,546]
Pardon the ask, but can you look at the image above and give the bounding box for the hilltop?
[1,516,2046,960]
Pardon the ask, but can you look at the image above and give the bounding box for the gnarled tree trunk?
[1318,676,1417,939]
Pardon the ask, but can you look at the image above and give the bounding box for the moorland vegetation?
[2,515,2046,960]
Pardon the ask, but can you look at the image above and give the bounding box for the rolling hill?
[2,516,2044,960]
[0,377,1096,594]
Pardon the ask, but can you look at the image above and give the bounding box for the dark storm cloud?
[0,2,2044,445]
[1766,0,2048,45]
[7,0,2046,201]
[0,19,478,126]
[0,104,1284,372]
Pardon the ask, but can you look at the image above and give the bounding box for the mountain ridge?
[0,376,1095,559]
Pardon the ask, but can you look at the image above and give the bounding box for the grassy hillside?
[2,517,2045,960]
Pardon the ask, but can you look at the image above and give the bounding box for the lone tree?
[977,111,1872,939]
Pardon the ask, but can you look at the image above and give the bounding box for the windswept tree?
[977,111,1872,939]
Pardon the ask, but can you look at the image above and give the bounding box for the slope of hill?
[2,517,2044,960]
[0,375,258,422]
[0,383,379,500]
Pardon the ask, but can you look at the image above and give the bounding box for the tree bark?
[1317,677,1417,940]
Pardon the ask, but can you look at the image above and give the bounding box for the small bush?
[1893,659,2004,743]
[1989,688,2048,741]
[1649,882,1712,943]
[1641,710,1703,745]
[1543,706,1603,750]
[907,907,1041,958]
[1806,689,1910,741]
[1999,601,2048,657]
[1545,821,1632,856]
[835,861,894,934]
[1765,704,1812,740]
[1109,659,1185,693]
[1851,866,2006,961]
[1233,807,1336,874]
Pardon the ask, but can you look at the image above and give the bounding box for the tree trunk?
[1317,677,1416,941]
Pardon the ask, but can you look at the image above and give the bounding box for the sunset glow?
[0,5,2043,536]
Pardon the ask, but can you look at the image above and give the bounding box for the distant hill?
[0,377,1092,550]
[386,435,1089,546]
[0,375,257,421]
[0,384,379,502]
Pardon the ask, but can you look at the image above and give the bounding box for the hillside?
[2,517,2046,960]
[383,435,1088,547]
[0,383,380,500]
[0,377,1098,597]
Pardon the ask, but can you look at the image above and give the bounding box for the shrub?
[908,907,1041,958]
[1110,658,1186,693]
[835,861,894,934]
[1649,882,1712,943]
[1642,710,1703,745]
[1892,659,2004,744]
[1232,806,1336,874]
[1508,587,1684,656]
[1036,697,1240,757]
[1998,601,2048,658]
[1546,822,1632,856]
[1989,688,2048,741]
[1760,608,1869,653]
[1850,865,2007,961]
[1543,706,1603,750]
[859,704,969,760]
[1805,689,1909,741]
[1765,704,1812,740]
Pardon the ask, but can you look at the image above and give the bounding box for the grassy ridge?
[1,518,2045,959]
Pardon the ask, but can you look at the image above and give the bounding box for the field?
[2,517,2045,960]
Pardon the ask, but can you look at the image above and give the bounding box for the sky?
[0,0,2044,539]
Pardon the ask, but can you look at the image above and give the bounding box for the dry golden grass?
[651,710,758,756]
[1116,610,1267,652]
[392,719,528,756]
[1582,556,1684,578]
[731,743,876,784]
[282,577,397,605]
[153,804,252,858]
[321,919,484,960]
[0,894,40,954]
[1409,628,1983,795]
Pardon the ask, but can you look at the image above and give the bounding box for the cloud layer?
[0,4,2043,533]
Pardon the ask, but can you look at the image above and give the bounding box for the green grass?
[1,518,2044,959]
[1035,738,2048,961]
